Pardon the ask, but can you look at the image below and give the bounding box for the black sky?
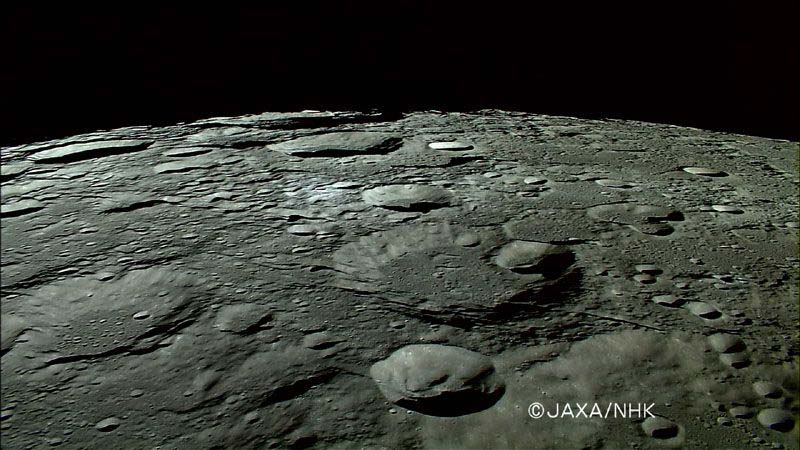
[3,2,798,144]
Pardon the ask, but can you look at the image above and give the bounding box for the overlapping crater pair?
[333,222,579,327]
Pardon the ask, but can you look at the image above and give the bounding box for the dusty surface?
[1,110,798,449]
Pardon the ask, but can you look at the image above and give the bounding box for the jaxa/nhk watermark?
[527,402,656,419]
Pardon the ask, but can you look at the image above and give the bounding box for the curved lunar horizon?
[1,110,798,449]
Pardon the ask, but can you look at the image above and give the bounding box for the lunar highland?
[1,110,798,449]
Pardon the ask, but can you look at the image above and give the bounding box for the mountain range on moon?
[1,110,798,449]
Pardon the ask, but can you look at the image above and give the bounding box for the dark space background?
[3,2,798,145]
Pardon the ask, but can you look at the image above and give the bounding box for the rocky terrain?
[1,110,798,449]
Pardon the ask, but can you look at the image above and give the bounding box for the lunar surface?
[1,110,798,449]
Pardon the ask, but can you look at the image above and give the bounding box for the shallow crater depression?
[332,222,582,327]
